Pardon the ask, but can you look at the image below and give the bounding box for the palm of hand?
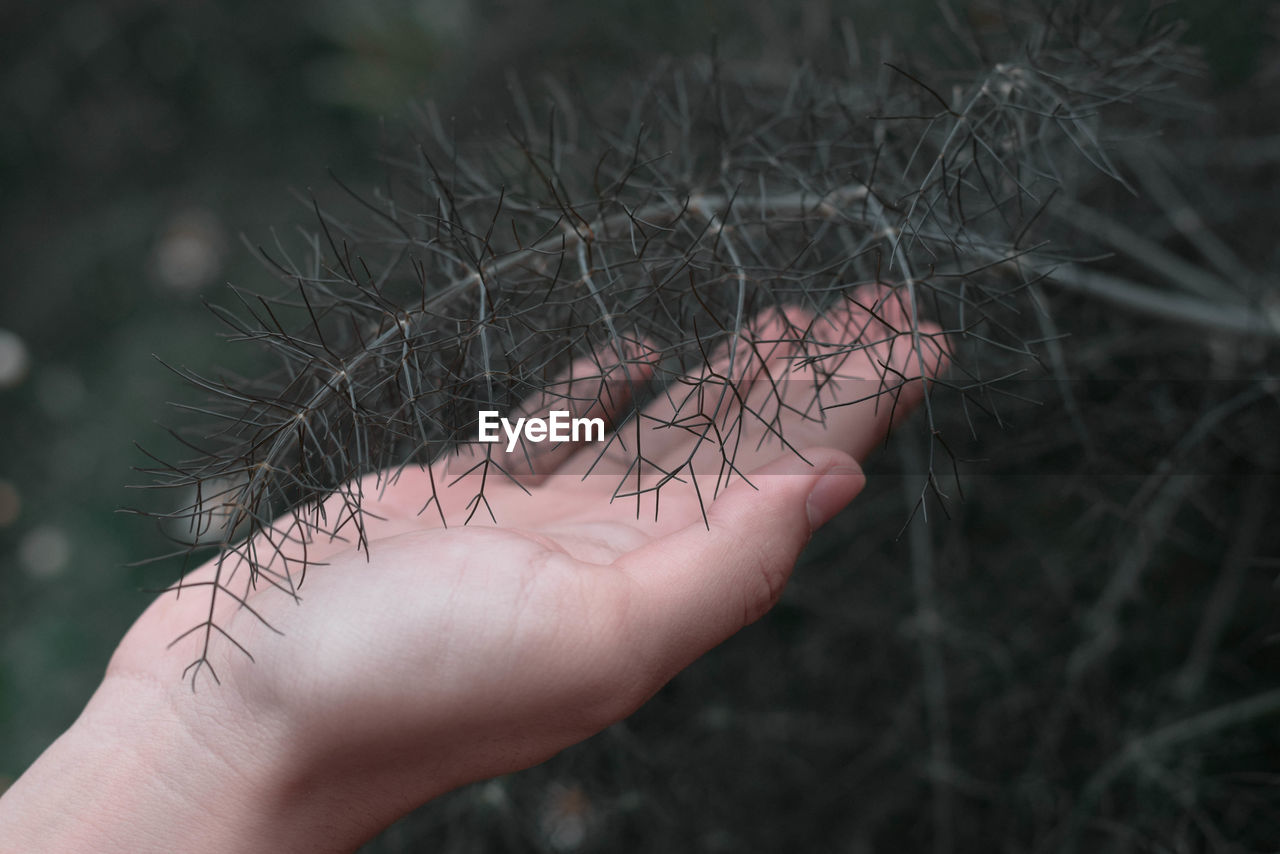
[105,286,946,821]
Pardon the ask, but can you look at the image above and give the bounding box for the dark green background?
[2,1,1277,850]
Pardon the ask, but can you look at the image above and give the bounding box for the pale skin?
[0,285,947,852]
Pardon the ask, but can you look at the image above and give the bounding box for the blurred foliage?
[2,0,1279,850]
[1,0,362,782]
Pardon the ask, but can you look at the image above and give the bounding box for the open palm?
[104,284,947,846]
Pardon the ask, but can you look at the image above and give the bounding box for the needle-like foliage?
[131,2,1196,688]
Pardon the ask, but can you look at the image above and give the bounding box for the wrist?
[0,670,377,853]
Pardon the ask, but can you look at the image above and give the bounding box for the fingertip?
[741,447,864,531]
[710,448,864,539]
[802,454,866,532]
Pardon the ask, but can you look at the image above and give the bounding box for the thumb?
[618,448,865,676]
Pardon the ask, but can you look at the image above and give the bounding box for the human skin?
[0,285,947,852]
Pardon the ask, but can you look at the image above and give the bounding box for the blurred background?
[2,1,1278,851]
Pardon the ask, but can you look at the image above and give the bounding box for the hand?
[0,285,948,853]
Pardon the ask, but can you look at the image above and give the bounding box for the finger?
[815,285,950,456]
[630,284,950,493]
[614,448,865,677]
[490,339,660,486]
[635,305,815,484]
[290,339,657,536]
[765,284,951,464]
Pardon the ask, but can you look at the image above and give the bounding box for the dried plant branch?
[127,4,1201,688]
